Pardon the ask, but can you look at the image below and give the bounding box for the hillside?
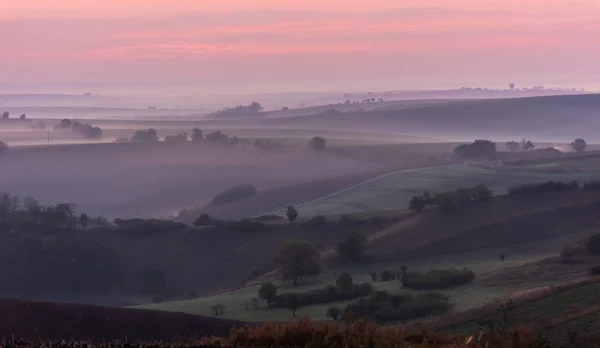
[0,298,242,341]
[252,94,600,142]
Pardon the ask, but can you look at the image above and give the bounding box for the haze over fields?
[4,1,600,346]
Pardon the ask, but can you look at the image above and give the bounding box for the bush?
[210,184,257,206]
[402,268,475,290]
[344,291,452,324]
[589,266,600,276]
[453,140,496,159]
[508,180,579,195]
[274,283,372,308]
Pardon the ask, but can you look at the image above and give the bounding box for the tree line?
[409,185,493,213]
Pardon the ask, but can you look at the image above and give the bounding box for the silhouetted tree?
[191,127,204,141]
[275,240,321,286]
[326,306,342,321]
[409,196,427,212]
[56,119,72,129]
[505,141,519,152]
[164,132,188,144]
[131,129,158,142]
[286,205,298,222]
[193,213,211,226]
[258,282,277,307]
[453,140,496,159]
[281,107,290,112]
[521,139,534,151]
[2,112,9,119]
[79,213,88,229]
[309,136,327,152]
[19,114,26,120]
[571,138,587,153]
[286,293,300,318]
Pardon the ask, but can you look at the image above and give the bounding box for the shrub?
[274,283,372,308]
[508,180,579,195]
[345,291,452,324]
[210,184,257,206]
[402,268,475,290]
[589,266,600,276]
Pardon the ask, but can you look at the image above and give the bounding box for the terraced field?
[265,163,600,217]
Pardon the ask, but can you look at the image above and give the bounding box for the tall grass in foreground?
[212,318,543,347]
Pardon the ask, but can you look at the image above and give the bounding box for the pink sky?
[2,0,600,93]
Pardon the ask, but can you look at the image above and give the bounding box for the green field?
[136,229,583,322]
[267,163,600,217]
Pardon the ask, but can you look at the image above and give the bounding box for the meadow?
[264,162,600,217]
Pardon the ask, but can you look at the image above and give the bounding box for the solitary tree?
[286,205,298,222]
[191,127,204,141]
[326,306,342,321]
[20,114,26,120]
[571,138,587,153]
[275,240,321,286]
[286,293,300,318]
[309,136,327,152]
[258,282,278,307]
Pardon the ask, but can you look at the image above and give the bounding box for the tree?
[409,196,427,212]
[286,205,298,222]
[571,138,587,153]
[2,111,9,119]
[505,141,520,152]
[0,141,7,154]
[326,306,342,321]
[258,282,277,307]
[193,213,212,226]
[521,139,534,151]
[79,213,89,229]
[56,119,72,129]
[336,273,354,294]
[337,231,367,262]
[286,293,300,318]
[275,240,321,286]
[191,127,204,141]
[453,140,496,159]
[309,136,327,152]
[19,114,26,120]
[131,129,158,142]
[281,107,290,112]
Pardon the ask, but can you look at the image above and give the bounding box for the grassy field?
[265,163,600,217]
[136,228,584,322]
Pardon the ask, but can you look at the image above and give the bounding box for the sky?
[2,0,600,94]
